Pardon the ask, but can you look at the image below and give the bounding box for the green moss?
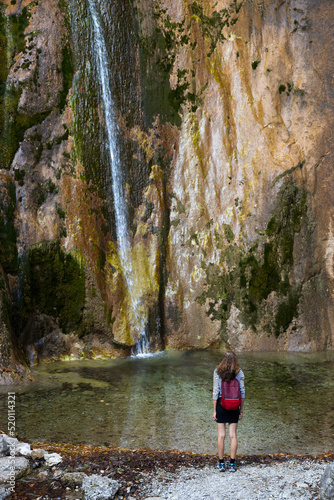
[96,247,106,271]
[0,81,51,169]
[134,0,242,125]
[176,199,186,214]
[15,240,85,334]
[0,182,18,274]
[0,6,33,169]
[189,0,242,57]
[223,224,234,243]
[14,168,25,186]
[275,289,301,337]
[54,128,69,144]
[59,44,73,111]
[56,204,66,220]
[35,179,58,207]
[251,59,260,70]
[197,179,310,337]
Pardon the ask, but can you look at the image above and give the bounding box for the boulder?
[44,453,62,466]
[319,463,334,500]
[82,474,120,500]
[31,448,46,460]
[1,436,18,449]
[0,456,30,483]
[15,442,31,456]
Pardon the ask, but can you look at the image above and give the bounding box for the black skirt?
[216,397,240,423]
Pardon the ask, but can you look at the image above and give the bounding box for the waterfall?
[86,0,129,257]
[82,0,150,354]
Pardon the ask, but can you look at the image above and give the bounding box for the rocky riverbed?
[0,434,333,499]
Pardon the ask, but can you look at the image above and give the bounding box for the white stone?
[15,442,31,456]
[296,481,309,488]
[44,452,63,466]
[82,474,120,500]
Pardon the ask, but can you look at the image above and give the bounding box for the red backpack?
[221,378,242,410]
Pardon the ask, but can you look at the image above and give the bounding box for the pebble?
[140,459,329,500]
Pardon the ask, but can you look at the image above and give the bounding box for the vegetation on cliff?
[196,179,312,339]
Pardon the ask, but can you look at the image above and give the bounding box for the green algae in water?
[0,351,333,455]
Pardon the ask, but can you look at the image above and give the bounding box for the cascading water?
[69,0,152,355]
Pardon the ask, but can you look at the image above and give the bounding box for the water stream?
[1,351,333,455]
[69,0,151,354]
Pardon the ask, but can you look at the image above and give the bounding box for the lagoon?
[0,351,333,455]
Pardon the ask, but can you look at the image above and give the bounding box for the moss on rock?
[0,181,18,274]
[197,179,310,337]
[16,240,85,335]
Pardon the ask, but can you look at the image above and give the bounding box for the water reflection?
[0,351,333,455]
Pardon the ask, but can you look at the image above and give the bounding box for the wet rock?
[44,452,62,466]
[0,456,30,483]
[61,471,87,485]
[81,474,120,500]
[31,448,46,460]
[319,463,334,500]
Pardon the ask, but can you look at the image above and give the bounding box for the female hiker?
[212,351,245,472]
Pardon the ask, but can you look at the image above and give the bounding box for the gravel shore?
[139,459,328,500]
[6,440,332,499]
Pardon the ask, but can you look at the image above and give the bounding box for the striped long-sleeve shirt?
[212,368,245,400]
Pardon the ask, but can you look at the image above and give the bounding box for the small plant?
[278,84,286,94]
[251,59,260,70]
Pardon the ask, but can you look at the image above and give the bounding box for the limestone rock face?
[0,0,333,377]
[159,0,334,350]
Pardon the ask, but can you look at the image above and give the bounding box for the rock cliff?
[0,0,333,381]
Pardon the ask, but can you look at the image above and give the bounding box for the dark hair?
[216,351,240,381]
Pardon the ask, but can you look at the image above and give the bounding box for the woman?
[212,351,245,472]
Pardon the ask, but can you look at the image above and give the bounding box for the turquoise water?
[0,351,333,455]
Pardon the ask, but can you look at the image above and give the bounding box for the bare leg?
[229,423,238,459]
[217,423,226,460]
